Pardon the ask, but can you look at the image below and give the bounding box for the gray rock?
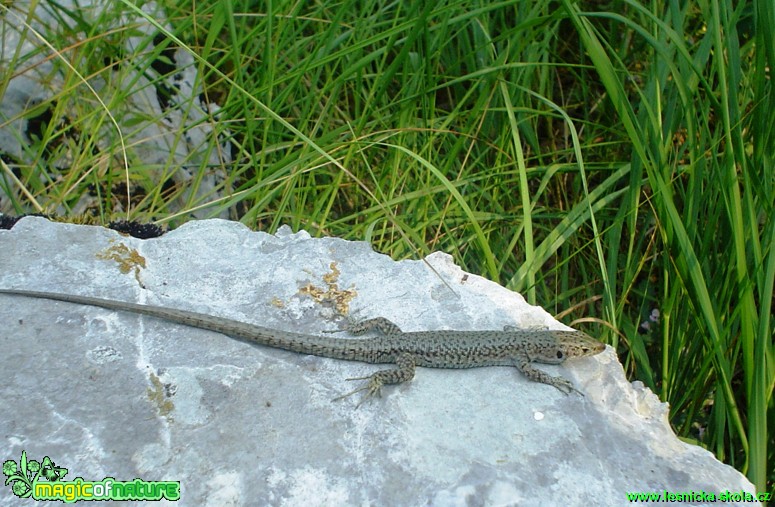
[0,218,760,506]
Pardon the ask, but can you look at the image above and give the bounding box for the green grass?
[0,0,772,496]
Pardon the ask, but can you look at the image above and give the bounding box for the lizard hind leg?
[332,353,417,408]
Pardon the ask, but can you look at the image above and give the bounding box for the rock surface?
[0,218,760,506]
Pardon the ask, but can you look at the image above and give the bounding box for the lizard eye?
[556,351,564,360]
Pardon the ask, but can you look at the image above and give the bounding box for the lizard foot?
[549,377,583,396]
[332,353,417,408]
[323,316,403,336]
[332,375,384,409]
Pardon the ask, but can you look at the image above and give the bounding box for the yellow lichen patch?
[298,262,357,315]
[321,262,341,284]
[146,372,174,419]
[96,242,147,282]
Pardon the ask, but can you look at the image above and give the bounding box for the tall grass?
[0,0,772,495]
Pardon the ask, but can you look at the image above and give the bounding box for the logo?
[3,451,180,502]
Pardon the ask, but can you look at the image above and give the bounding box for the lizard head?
[551,330,606,362]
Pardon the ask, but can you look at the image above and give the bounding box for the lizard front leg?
[513,355,581,395]
[333,352,417,408]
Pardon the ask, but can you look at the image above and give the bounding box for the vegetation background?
[1,0,772,497]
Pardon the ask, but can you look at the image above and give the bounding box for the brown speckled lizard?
[0,289,605,406]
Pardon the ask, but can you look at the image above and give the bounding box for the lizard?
[0,288,606,406]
